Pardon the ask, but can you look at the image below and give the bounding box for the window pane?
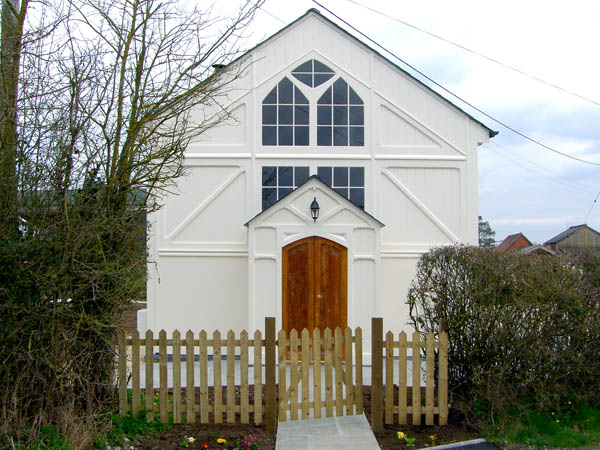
[295,105,309,125]
[349,106,363,125]
[349,87,363,105]
[278,166,293,186]
[334,167,348,186]
[333,79,348,104]
[334,106,348,125]
[279,105,293,125]
[279,126,293,145]
[294,86,309,104]
[278,187,293,199]
[317,167,332,186]
[278,78,293,104]
[318,87,332,104]
[262,188,277,209]
[317,126,332,146]
[293,73,312,87]
[349,167,364,187]
[349,127,364,146]
[295,126,309,146]
[263,87,277,104]
[263,105,277,125]
[314,60,333,73]
[350,188,364,208]
[293,60,313,72]
[262,126,276,145]
[262,166,277,186]
[318,106,331,125]
[295,167,309,186]
[334,187,349,198]
[314,73,334,87]
[333,126,348,146]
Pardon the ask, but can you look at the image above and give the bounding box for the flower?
[556,419,560,423]
[216,438,227,444]
[201,444,209,449]
[397,432,405,439]
[180,437,196,448]
[430,435,437,440]
[248,434,256,442]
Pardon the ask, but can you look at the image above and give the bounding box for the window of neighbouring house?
[317,166,364,208]
[317,78,364,146]
[262,77,309,146]
[262,166,310,210]
[291,59,335,88]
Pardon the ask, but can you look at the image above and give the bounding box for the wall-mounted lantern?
[310,197,320,222]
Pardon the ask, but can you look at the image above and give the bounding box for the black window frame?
[317,166,365,209]
[291,59,336,88]
[261,166,310,210]
[262,77,310,146]
[317,78,364,147]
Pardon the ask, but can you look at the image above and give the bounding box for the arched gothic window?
[261,62,364,147]
[317,78,364,146]
[262,77,309,146]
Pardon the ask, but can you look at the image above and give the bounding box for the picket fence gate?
[117,317,448,433]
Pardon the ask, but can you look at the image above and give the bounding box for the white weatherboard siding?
[144,10,492,347]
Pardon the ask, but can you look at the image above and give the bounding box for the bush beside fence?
[407,246,600,422]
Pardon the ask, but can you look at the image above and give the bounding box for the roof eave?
[245,175,385,227]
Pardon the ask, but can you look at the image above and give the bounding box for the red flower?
[201,443,209,449]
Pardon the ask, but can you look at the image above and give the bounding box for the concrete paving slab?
[275,414,379,450]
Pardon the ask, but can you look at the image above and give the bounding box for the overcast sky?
[234,0,600,245]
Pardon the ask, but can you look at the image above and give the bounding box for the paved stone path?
[275,414,379,450]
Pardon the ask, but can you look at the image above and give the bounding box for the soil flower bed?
[124,387,479,450]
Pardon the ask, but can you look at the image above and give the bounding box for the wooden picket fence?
[117,317,448,433]
[276,327,362,421]
[383,330,448,426]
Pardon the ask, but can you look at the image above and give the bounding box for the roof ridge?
[229,8,496,137]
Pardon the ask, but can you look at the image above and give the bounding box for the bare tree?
[1,0,264,444]
[0,0,27,234]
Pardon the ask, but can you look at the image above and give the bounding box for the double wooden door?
[282,236,347,334]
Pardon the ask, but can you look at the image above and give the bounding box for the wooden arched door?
[282,236,347,334]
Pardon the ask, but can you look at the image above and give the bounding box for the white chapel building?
[140,9,496,345]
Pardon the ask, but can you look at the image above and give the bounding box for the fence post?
[265,317,277,433]
[371,317,383,432]
[118,329,127,417]
[439,331,448,425]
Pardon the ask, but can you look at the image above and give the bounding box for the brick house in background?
[496,232,532,252]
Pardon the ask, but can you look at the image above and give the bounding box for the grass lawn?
[485,403,600,448]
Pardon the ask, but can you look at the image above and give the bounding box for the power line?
[311,0,600,167]
[484,145,597,194]
[344,0,600,108]
[259,6,286,24]
[488,140,597,193]
[584,191,599,222]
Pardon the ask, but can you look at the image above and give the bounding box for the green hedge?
[407,246,600,422]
